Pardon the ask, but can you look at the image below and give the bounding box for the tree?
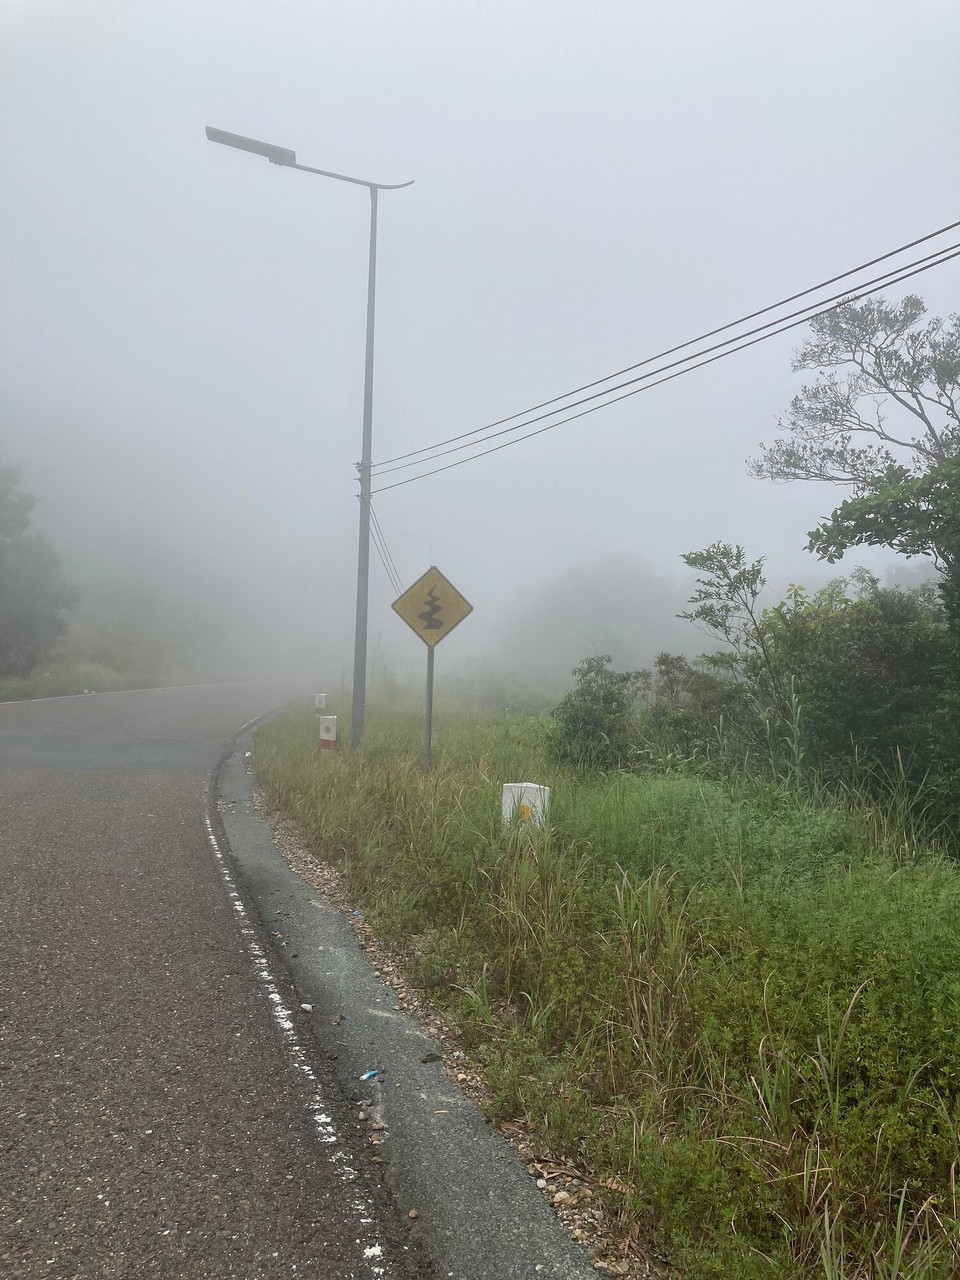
[552,655,649,769]
[679,542,786,705]
[750,295,960,603]
[758,573,951,786]
[807,457,960,629]
[677,543,954,788]
[751,294,960,491]
[0,466,78,678]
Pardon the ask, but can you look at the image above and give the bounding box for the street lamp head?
[205,126,296,167]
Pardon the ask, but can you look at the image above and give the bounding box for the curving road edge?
[214,724,598,1280]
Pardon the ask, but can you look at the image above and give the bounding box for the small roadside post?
[315,693,337,750]
[391,566,473,770]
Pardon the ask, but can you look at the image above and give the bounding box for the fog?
[2,1,958,694]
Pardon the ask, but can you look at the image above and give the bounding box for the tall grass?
[0,657,133,701]
[254,702,960,1279]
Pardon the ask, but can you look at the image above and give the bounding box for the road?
[0,684,429,1280]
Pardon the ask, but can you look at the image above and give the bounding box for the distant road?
[0,684,427,1279]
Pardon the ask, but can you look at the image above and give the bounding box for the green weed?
[254,700,960,1278]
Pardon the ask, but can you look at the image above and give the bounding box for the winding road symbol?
[417,588,444,631]
[392,566,473,648]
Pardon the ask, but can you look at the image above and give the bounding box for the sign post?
[392,566,473,770]
[424,647,435,772]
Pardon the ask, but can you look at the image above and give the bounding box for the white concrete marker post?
[315,694,337,750]
[317,716,337,750]
[502,782,550,829]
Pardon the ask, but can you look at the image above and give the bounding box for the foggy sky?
[2,0,958,683]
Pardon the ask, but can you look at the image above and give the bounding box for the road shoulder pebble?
[219,732,667,1280]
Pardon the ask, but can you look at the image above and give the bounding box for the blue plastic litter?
[359,1069,378,1082]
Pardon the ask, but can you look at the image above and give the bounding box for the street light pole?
[352,185,378,750]
[204,128,412,748]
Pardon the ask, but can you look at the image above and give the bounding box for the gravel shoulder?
[217,729,601,1280]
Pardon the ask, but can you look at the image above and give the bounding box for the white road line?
[0,681,256,707]
[204,808,390,1279]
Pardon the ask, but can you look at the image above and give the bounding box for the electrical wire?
[371,505,405,590]
[370,240,960,495]
[370,516,401,595]
[371,240,960,480]
[371,215,960,471]
[374,242,960,493]
[371,524,401,595]
[369,503,405,595]
[369,506,399,592]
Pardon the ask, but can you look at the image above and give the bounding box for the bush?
[551,654,648,769]
[761,577,952,789]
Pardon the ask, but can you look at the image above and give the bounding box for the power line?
[370,516,401,595]
[369,504,404,595]
[371,215,960,471]
[371,505,404,590]
[361,473,404,593]
[371,240,959,480]
[371,241,960,495]
[374,242,960,493]
[372,526,401,596]
[369,504,399,592]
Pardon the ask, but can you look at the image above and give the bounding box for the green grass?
[254,702,960,1279]
[0,657,136,701]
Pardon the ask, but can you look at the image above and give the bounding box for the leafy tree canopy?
[680,541,786,706]
[807,457,960,565]
[751,294,960,630]
[679,541,952,789]
[759,571,950,785]
[751,294,960,491]
[0,465,78,679]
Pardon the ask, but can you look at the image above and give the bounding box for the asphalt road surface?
[0,684,429,1280]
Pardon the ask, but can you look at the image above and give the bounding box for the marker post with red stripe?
[315,694,338,751]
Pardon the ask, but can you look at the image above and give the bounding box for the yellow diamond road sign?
[392,566,473,648]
